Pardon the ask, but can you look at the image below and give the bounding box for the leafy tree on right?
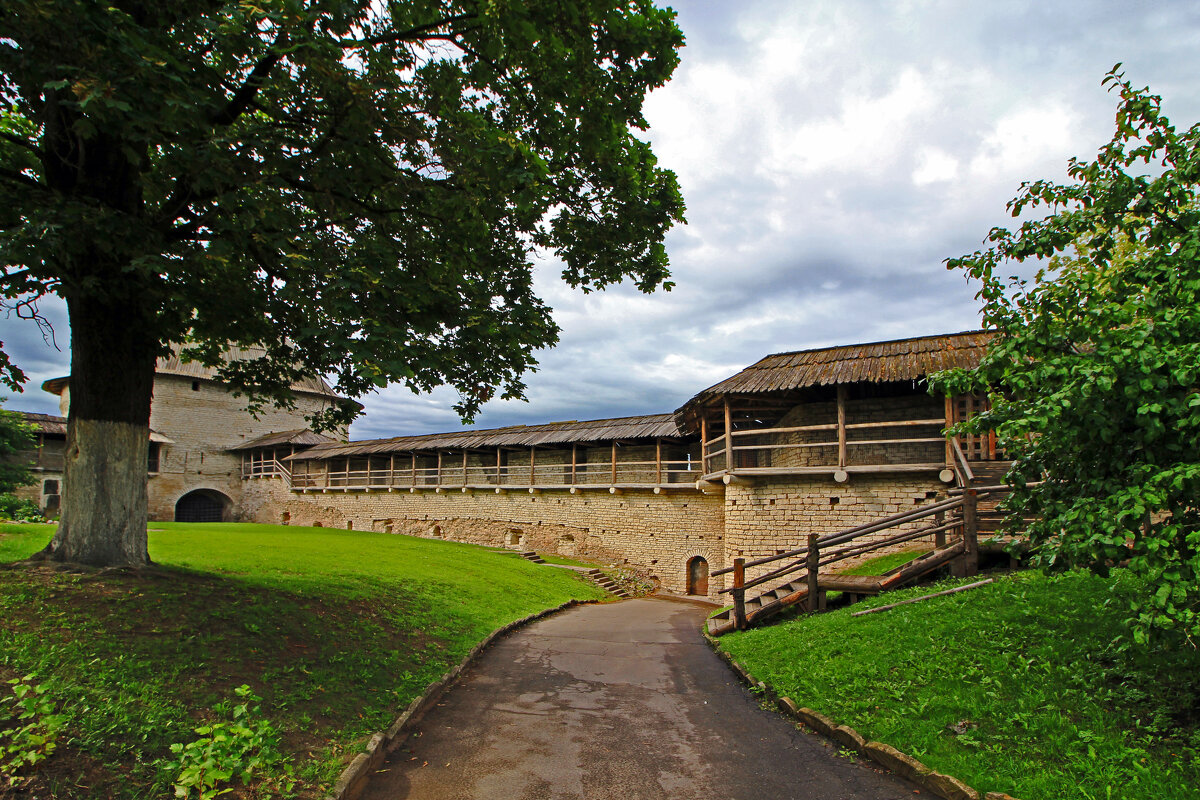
[933,68,1200,646]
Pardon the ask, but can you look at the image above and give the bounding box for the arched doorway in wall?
[174,489,231,523]
[686,556,709,596]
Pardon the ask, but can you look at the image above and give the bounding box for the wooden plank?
[843,419,946,429]
[850,579,994,618]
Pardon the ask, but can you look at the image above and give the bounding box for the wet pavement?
[361,597,918,800]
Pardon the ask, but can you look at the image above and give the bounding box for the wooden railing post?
[806,533,821,611]
[732,558,747,630]
[963,489,979,577]
[934,510,946,549]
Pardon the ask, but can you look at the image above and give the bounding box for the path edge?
[325,598,596,800]
[702,631,1021,800]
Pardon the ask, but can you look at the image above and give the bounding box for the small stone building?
[39,346,345,522]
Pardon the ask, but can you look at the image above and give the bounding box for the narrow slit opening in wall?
[829,497,839,505]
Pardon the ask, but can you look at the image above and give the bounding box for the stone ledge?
[324,598,595,800]
[703,630,1022,800]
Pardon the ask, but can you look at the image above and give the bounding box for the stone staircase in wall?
[518,552,632,598]
[584,568,633,598]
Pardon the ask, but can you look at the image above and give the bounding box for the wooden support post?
[724,398,734,474]
[700,416,709,473]
[611,441,617,485]
[934,510,946,549]
[436,451,442,487]
[655,439,662,486]
[963,489,979,577]
[944,395,954,469]
[411,453,417,487]
[806,533,821,612]
[732,558,747,630]
[389,455,395,488]
[496,447,503,486]
[462,451,468,486]
[571,444,577,485]
[529,447,536,486]
[836,386,847,469]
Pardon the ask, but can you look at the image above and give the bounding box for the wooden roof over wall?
[288,413,687,461]
[675,330,992,429]
[18,412,66,436]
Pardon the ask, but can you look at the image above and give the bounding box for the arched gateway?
[174,489,231,523]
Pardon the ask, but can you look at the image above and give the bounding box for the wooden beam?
[836,385,847,469]
[529,447,536,486]
[655,439,662,485]
[496,447,503,486]
[700,416,709,473]
[724,398,733,474]
[571,443,577,485]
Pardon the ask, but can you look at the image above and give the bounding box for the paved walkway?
[362,597,917,800]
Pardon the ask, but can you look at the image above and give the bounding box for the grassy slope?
[0,522,605,798]
[718,570,1200,800]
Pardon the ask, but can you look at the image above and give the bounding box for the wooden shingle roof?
[676,331,992,423]
[288,414,686,461]
[228,429,339,451]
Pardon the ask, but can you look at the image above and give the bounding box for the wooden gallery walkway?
[361,598,916,800]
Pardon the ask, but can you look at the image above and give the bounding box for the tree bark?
[40,295,157,567]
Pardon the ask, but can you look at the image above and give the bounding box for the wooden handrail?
[712,494,964,577]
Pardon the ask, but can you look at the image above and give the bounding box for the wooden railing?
[701,416,948,477]
[241,458,292,481]
[712,491,988,629]
[288,458,701,491]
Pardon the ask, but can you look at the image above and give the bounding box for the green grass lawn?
[0,522,606,798]
[717,569,1200,800]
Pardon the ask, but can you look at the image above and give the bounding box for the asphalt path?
[361,597,918,800]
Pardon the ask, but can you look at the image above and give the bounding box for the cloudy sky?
[5,1,1200,439]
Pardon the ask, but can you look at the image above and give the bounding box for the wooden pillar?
[436,451,442,487]
[806,533,821,612]
[655,439,662,486]
[724,398,733,473]
[944,395,954,468]
[345,457,351,487]
[732,558,747,630]
[462,451,468,486]
[610,441,617,484]
[529,447,536,486]
[496,447,503,486]
[411,453,417,487]
[571,444,577,484]
[963,489,979,577]
[836,385,847,469]
[934,510,946,549]
[700,416,709,474]
[389,454,395,488]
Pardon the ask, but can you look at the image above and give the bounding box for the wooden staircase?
[706,446,1025,637]
[706,539,965,636]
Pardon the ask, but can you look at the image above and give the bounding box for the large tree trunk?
[40,296,158,567]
